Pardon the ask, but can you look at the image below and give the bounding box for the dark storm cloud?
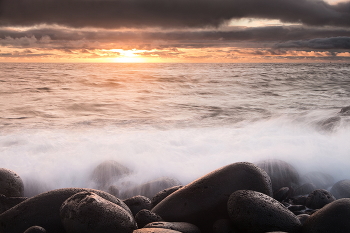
[1,0,350,28]
[275,37,350,49]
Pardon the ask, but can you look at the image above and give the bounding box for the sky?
[0,0,350,63]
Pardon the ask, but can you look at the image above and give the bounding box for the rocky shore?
[1,159,350,233]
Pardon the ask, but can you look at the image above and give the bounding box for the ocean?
[1,62,350,197]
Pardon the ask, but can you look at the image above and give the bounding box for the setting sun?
[109,49,148,63]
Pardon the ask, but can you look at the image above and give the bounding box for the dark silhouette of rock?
[294,183,317,196]
[60,191,137,233]
[302,198,350,233]
[124,195,152,216]
[300,172,334,189]
[274,187,291,202]
[0,168,24,197]
[297,214,310,225]
[255,159,300,191]
[144,222,201,233]
[330,179,350,199]
[151,186,183,207]
[134,228,181,233]
[91,160,131,188]
[227,190,301,233]
[212,219,236,233]
[121,177,180,199]
[0,194,27,214]
[135,209,163,228]
[152,162,272,231]
[305,189,336,209]
[340,106,350,115]
[0,188,131,233]
[23,226,47,233]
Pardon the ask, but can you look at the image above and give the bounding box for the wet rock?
[297,214,310,225]
[144,222,201,233]
[0,194,27,214]
[152,162,272,231]
[124,195,152,216]
[300,172,334,189]
[0,188,131,233]
[274,187,291,202]
[135,209,163,228]
[330,179,350,199]
[91,160,131,188]
[151,186,183,207]
[60,191,137,233]
[0,168,24,197]
[121,177,180,199]
[294,183,317,196]
[291,195,307,206]
[108,185,120,197]
[255,159,300,191]
[227,190,301,233]
[288,205,306,212]
[134,228,181,233]
[340,105,350,115]
[302,198,350,233]
[212,219,236,233]
[23,226,47,233]
[305,189,336,209]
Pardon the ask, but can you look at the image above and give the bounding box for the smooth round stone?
[0,194,27,214]
[330,179,350,199]
[0,188,131,233]
[144,222,201,233]
[305,189,336,209]
[121,177,180,199]
[134,229,181,233]
[297,214,310,225]
[294,183,317,196]
[302,198,350,233]
[135,209,163,228]
[0,168,24,197]
[152,162,272,230]
[273,187,290,202]
[151,186,183,207]
[212,219,235,233]
[227,190,301,233]
[91,160,131,187]
[255,159,300,191]
[23,226,47,233]
[301,172,334,189]
[123,195,152,216]
[60,191,136,233]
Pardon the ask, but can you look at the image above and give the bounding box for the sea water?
[1,63,350,196]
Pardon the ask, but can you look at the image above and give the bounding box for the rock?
[340,106,350,115]
[23,226,47,233]
[0,188,131,233]
[108,185,120,197]
[152,162,272,231]
[0,168,24,197]
[273,187,291,202]
[330,179,350,199]
[124,195,152,216]
[60,191,136,233]
[212,219,236,233]
[294,183,317,196]
[151,186,183,207]
[134,229,181,233]
[300,172,334,189]
[297,214,310,225]
[288,205,306,212]
[91,160,131,188]
[227,190,301,233]
[255,159,300,191]
[302,198,350,233]
[135,209,163,228]
[0,194,27,214]
[121,177,180,199]
[305,189,336,209]
[144,222,201,233]
[291,195,307,206]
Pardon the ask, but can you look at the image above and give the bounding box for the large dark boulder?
[330,179,350,199]
[90,160,131,188]
[135,209,163,228]
[0,194,27,214]
[123,195,152,217]
[302,198,350,233]
[60,191,136,233]
[255,159,300,191]
[0,168,24,197]
[121,177,180,199]
[152,162,272,231]
[305,189,336,209]
[134,229,181,233]
[151,186,183,207]
[0,188,131,233]
[300,172,334,189]
[227,190,301,233]
[144,222,201,233]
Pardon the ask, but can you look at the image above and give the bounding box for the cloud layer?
[1,0,350,28]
